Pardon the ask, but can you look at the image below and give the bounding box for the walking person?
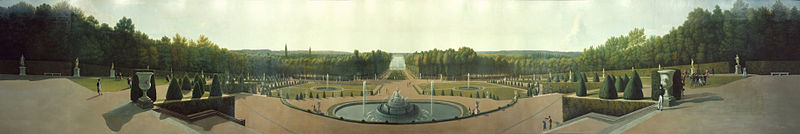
[96,79,102,95]
[548,116,553,129]
[542,118,547,131]
[658,85,664,111]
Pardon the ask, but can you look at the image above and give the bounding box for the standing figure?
[96,79,102,95]
[548,116,553,129]
[542,119,547,131]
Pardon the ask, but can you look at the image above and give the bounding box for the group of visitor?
[542,116,552,131]
[683,70,710,87]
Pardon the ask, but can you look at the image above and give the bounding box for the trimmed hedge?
[540,82,602,94]
[192,75,205,98]
[154,95,235,117]
[623,71,643,100]
[650,71,662,101]
[147,75,157,101]
[599,75,618,99]
[562,96,655,121]
[744,61,800,74]
[210,75,222,96]
[182,76,191,91]
[130,75,142,102]
[576,79,587,96]
[166,77,183,100]
[615,76,624,92]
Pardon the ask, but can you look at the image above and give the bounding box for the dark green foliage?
[181,76,191,91]
[450,90,454,96]
[651,71,662,100]
[147,75,156,101]
[192,75,204,98]
[166,77,182,100]
[593,73,600,82]
[576,79,587,96]
[615,76,624,92]
[130,75,142,102]
[670,69,684,100]
[599,75,618,99]
[623,74,630,88]
[210,75,222,96]
[555,76,560,82]
[623,71,643,100]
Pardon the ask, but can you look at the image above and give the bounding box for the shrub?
[599,75,618,99]
[147,75,157,101]
[623,71,644,100]
[210,75,222,96]
[555,76,560,82]
[615,76,624,92]
[651,71,661,100]
[576,79,587,96]
[130,75,142,102]
[182,76,191,91]
[593,73,600,82]
[192,75,204,98]
[166,77,183,100]
[623,74,630,88]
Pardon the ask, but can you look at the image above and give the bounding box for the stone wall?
[154,95,236,117]
[562,96,654,121]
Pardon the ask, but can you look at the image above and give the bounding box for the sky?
[3,0,799,53]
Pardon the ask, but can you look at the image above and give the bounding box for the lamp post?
[136,71,154,109]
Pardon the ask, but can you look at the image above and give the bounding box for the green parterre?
[274,82,381,99]
[416,82,524,100]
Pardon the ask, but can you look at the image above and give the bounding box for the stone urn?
[136,71,154,109]
[657,70,675,107]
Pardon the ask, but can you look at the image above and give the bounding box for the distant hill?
[478,50,582,57]
[234,49,351,55]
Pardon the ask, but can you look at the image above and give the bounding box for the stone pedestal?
[73,68,80,77]
[19,67,26,76]
[110,70,115,78]
[734,65,741,74]
[136,97,153,109]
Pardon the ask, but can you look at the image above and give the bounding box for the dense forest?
[0,2,391,76]
[407,0,800,76]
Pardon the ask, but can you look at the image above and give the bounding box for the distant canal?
[390,56,405,70]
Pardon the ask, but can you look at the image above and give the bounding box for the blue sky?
[3,0,798,52]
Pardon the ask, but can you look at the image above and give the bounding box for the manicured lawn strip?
[417,82,522,100]
[70,76,169,92]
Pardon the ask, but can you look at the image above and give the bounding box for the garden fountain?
[334,89,463,123]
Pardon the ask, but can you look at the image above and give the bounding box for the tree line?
[407,0,800,76]
[0,2,391,76]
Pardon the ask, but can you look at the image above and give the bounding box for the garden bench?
[43,73,62,76]
[770,72,789,76]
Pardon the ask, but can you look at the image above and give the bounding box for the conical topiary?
[576,78,587,96]
[599,75,618,99]
[615,76,625,92]
[593,73,600,82]
[182,76,191,91]
[166,77,183,100]
[147,75,157,101]
[192,75,204,98]
[130,75,142,102]
[651,71,662,101]
[623,71,644,100]
[210,75,222,96]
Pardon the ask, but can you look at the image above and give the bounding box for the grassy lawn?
[276,82,380,99]
[69,76,169,92]
[684,76,746,88]
[417,82,523,100]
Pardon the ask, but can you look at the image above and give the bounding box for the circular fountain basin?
[332,100,463,123]
[456,86,482,90]
[314,86,340,91]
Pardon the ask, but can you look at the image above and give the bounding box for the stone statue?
[735,54,740,65]
[658,64,662,70]
[111,63,114,70]
[19,54,24,66]
[74,58,80,68]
